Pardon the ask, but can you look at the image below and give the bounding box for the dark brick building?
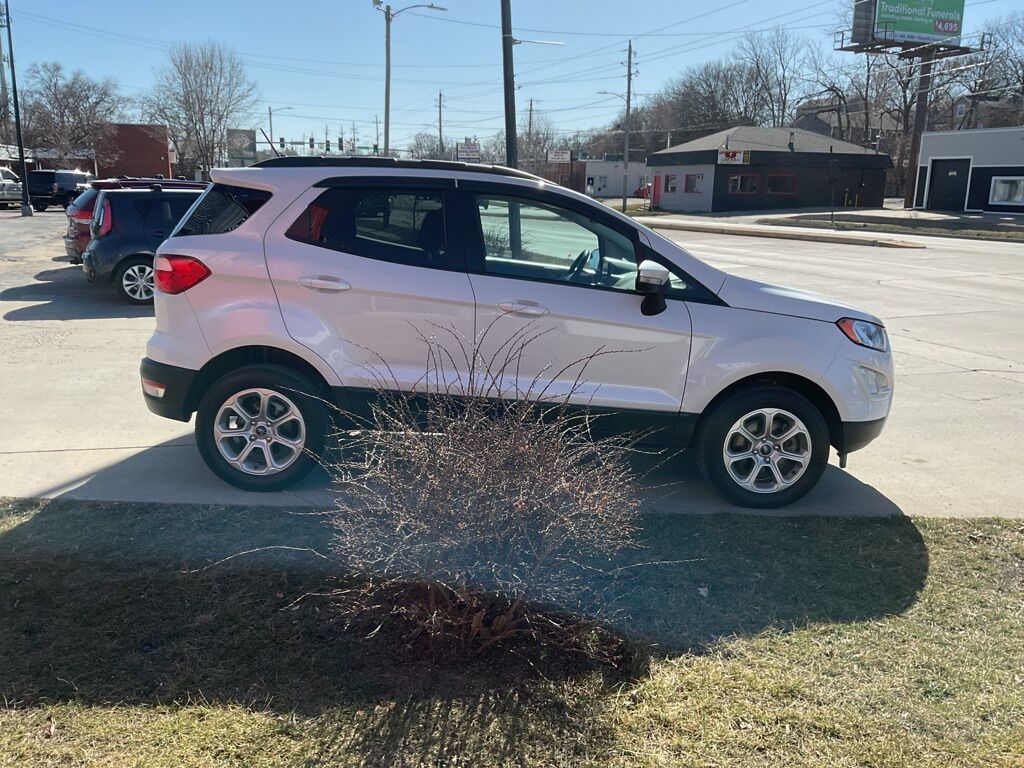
[96,123,172,178]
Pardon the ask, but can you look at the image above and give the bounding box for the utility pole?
[1,0,31,216]
[527,97,533,171]
[0,24,10,139]
[621,40,633,214]
[268,107,274,152]
[902,48,934,209]
[352,121,358,154]
[437,90,443,157]
[500,0,517,168]
[374,115,380,153]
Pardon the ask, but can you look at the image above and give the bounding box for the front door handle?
[299,275,351,292]
[498,301,548,317]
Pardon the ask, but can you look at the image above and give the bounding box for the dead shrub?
[324,322,646,659]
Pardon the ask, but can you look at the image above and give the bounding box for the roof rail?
[250,155,542,181]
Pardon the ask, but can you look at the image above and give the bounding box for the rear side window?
[173,183,271,236]
[71,188,98,211]
[286,187,449,269]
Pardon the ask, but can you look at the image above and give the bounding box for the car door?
[461,184,695,441]
[263,178,476,412]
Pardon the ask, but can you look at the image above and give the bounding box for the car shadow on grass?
[0,263,152,321]
[0,445,926,763]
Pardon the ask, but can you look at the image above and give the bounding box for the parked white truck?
[0,167,23,208]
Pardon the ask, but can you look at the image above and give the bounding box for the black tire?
[0,203,9,210]
[33,203,47,212]
[195,364,328,492]
[695,385,830,509]
[114,256,155,304]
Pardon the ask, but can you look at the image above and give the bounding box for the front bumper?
[140,357,198,422]
[838,417,886,454]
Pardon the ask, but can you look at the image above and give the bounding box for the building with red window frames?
[647,126,890,213]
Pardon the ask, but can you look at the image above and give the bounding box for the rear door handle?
[299,275,351,292]
[498,301,548,317]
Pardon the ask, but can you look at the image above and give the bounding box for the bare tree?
[142,42,257,178]
[739,27,806,127]
[21,62,125,165]
[406,131,445,160]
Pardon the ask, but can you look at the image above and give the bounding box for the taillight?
[153,255,211,294]
[96,199,112,236]
[72,208,92,221]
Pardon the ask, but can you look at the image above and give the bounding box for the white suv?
[140,157,892,508]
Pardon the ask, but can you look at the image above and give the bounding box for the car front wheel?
[696,386,830,509]
[195,365,328,492]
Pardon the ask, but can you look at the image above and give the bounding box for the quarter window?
[990,177,1024,205]
[473,195,639,293]
[728,174,759,194]
[286,188,448,268]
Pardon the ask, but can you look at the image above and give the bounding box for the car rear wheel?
[696,385,830,509]
[33,203,47,212]
[195,365,328,492]
[114,256,155,304]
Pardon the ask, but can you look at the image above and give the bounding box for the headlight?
[837,317,888,352]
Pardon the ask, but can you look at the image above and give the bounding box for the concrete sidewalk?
[637,216,923,248]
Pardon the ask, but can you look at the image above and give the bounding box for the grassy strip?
[759,216,1024,242]
[1,497,1022,766]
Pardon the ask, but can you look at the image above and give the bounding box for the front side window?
[173,183,271,236]
[728,174,759,194]
[286,188,447,268]
[474,195,639,292]
[990,177,1024,205]
[766,175,796,194]
[664,174,678,193]
[1,169,18,182]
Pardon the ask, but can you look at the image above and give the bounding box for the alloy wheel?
[213,388,307,476]
[722,407,812,494]
[121,263,155,301]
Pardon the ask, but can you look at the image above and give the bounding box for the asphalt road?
[1,208,1021,517]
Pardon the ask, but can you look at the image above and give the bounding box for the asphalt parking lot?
[1,208,1022,517]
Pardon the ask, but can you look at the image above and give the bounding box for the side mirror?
[635,259,669,294]
[635,259,669,316]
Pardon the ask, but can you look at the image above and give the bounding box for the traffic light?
[309,137,315,150]
[279,137,285,150]
[373,143,379,155]
[325,139,331,152]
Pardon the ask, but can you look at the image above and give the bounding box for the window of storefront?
[683,173,701,193]
[727,174,759,194]
[765,175,796,194]
[990,177,1024,205]
[664,174,678,193]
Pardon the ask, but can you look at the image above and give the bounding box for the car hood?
[717,275,882,324]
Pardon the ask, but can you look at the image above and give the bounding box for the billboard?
[226,128,257,166]
[456,142,480,163]
[874,0,965,44]
[547,149,571,164]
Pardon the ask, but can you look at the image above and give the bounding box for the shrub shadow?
[0,264,152,321]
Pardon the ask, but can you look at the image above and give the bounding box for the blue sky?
[8,0,1016,152]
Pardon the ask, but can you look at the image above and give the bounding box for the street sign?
[456,142,481,163]
[717,149,750,165]
[874,0,965,44]
[547,149,571,164]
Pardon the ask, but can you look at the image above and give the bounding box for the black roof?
[251,155,541,181]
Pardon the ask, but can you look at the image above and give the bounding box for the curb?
[634,218,926,249]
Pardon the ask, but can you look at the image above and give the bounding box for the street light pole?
[2,0,31,216]
[267,105,293,153]
[374,2,446,156]
[622,40,633,214]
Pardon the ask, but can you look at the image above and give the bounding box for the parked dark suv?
[27,169,95,211]
[65,177,207,263]
[83,186,202,303]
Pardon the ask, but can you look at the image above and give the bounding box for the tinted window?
[173,183,271,236]
[286,188,448,268]
[473,195,639,292]
[1,169,18,182]
[71,188,98,212]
